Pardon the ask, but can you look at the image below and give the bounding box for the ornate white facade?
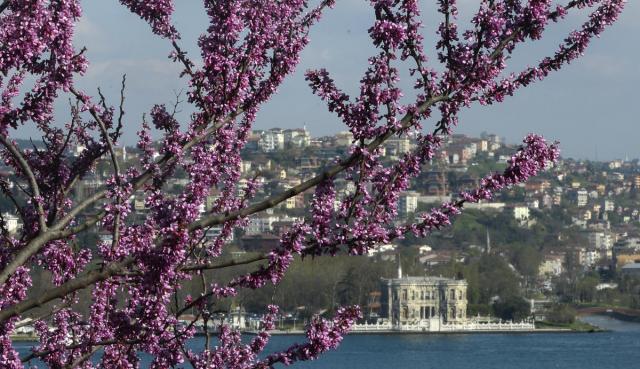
[381,276,467,326]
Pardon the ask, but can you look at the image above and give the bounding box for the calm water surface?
[16,315,640,368]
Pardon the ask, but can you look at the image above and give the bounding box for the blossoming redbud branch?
[0,1,625,367]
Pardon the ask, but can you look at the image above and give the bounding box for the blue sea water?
[15,315,640,368]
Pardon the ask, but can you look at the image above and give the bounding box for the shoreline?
[9,318,616,342]
[242,327,581,336]
[6,328,584,342]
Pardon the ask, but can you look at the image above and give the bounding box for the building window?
[402,290,407,301]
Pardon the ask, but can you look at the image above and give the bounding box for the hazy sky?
[35,1,640,160]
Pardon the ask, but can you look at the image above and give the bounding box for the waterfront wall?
[352,319,536,333]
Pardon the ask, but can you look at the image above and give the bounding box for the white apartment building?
[399,191,420,218]
[284,128,311,147]
[258,129,285,152]
[511,205,530,222]
[604,199,615,212]
[246,215,299,235]
[246,216,281,235]
[1,213,19,234]
[576,189,588,207]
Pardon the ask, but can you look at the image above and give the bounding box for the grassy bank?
[535,320,602,332]
[10,334,38,341]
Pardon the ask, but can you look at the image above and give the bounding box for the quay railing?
[439,321,535,331]
[351,319,535,332]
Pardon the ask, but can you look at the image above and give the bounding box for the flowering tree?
[0,0,624,368]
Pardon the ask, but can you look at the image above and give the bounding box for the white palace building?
[352,262,535,333]
[381,274,468,327]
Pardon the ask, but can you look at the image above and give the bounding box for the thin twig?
[0,136,47,232]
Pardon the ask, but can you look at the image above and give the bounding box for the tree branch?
[1,261,129,323]
[0,135,47,232]
[0,252,267,322]
[70,86,125,254]
[0,107,243,288]
[63,347,100,369]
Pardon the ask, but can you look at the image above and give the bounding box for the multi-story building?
[398,191,419,218]
[334,131,354,146]
[284,128,311,147]
[246,216,281,235]
[258,128,285,152]
[576,188,589,207]
[381,272,467,326]
[538,253,565,277]
[588,230,613,258]
[552,187,563,206]
[604,199,615,212]
[385,138,412,156]
[1,213,19,234]
[509,205,530,224]
[246,215,299,235]
[577,247,601,268]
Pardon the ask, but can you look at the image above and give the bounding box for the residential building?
[1,213,19,234]
[538,253,564,277]
[284,128,311,147]
[258,128,285,152]
[604,199,615,212]
[334,131,354,146]
[246,216,281,235]
[398,191,419,218]
[576,188,589,207]
[386,138,412,156]
[588,231,613,258]
[509,205,530,223]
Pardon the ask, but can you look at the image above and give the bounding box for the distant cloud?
[580,54,633,78]
[84,59,181,80]
[74,16,111,53]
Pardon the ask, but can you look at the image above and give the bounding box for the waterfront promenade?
[350,319,537,333]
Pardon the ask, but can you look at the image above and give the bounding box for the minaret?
[397,253,402,279]
[486,227,491,254]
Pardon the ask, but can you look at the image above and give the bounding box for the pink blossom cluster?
[257,306,362,368]
[0,0,87,131]
[405,134,559,238]
[119,0,178,38]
